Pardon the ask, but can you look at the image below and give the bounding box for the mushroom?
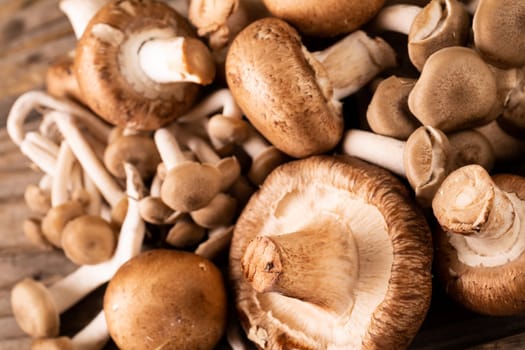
[165,216,206,247]
[226,17,396,158]
[473,0,525,68]
[104,249,227,350]
[366,75,420,139]
[432,164,525,315]
[190,192,237,229]
[372,0,470,71]
[196,225,234,260]
[11,163,146,338]
[262,0,385,37]
[229,156,432,349]
[22,218,54,251]
[408,46,500,133]
[139,196,182,225]
[59,0,109,38]
[24,184,51,216]
[74,0,216,130]
[45,51,85,105]
[476,120,525,162]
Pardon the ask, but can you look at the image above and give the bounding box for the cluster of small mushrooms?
[6,0,525,349]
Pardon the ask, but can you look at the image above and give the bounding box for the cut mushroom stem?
[11,163,145,338]
[241,220,358,316]
[432,164,525,267]
[311,30,397,101]
[59,0,108,38]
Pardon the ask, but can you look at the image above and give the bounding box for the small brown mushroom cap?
[408,46,499,132]
[473,0,525,68]
[262,0,385,37]
[41,201,84,248]
[226,18,343,158]
[103,133,161,180]
[75,0,200,130]
[61,215,117,265]
[24,184,51,216]
[11,279,59,338]
[230,156,432,349]
[104,249,227,350]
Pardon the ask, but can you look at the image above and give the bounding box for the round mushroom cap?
[104,249,227,350]
[473,0,525,68]
[262,0,385,37]
[433,172,525,315]
[75,0,200,130]
[229,156,432,349]
[247,146,289,186]
[11,279,59,338]
[103,133,161,180]
[41,201,84,248]
[226,18,344,158]
[408,46,499,133]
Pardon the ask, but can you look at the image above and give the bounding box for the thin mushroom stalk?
[59,0,109,38]
[10,163,146,338]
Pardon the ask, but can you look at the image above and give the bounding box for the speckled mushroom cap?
[226,18,343,158]
[262,0,385,37]
[433,168,525,316]
[473,0,525,68]
[75,0,200,130]
[229,156,433,349]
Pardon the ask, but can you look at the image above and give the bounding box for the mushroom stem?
[59,0,108,38]
[241,220,358,315]
[51,141,75,207]
[432,165,525,266]
[476,121,525,161]
[70,310,109,350]
[372,4,422,35]
[178,88,243,123]
[154,128,188,169]
[19,137,57,175]
[138,36,216,85]
[311,30,397,101]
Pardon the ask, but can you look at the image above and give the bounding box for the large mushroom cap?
[104,249,227,350]
[229,156,433,349]
[225,18,343,158]
[262,0,385,37]
[75,0,200,130]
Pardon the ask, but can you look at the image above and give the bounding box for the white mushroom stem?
[311,30,397,101]
[49,111,124,207]
[71,310,109,350]
[372,4,422,35]
[240,220,358,316]
[242,129,272,160]
[154,128,188,170]
[342,129,406,176]
[83,170,103,216]
[59,0,109,38]
[7,90,111,147]
[19,137,57,175]
[25,131,60,156]
[51,141,76,206]
[433,165,525,267]
[177,88,243,123]
[138,36,215,85]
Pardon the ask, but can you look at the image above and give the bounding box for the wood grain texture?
[1,1,525,350]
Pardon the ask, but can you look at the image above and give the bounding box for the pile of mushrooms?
[5,0,525,349]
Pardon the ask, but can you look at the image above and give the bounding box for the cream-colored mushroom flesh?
[75,0,200,130]
[230,156,432,349]
[226,18,343,158]
[432,165,525,315]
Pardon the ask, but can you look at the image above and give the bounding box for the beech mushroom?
[165,217,206,247]
[373,0,470,71]
[74,0,216,130]
[262,0,385,37]
[104,249,227,349]
[45,52,85,105]
[473,0,525,68]
[432,164,525,315]
[229,156,432,349]
[408,46,500,132]
[226,17,396,158]
[59,0,109,39]
[11,163,146,338]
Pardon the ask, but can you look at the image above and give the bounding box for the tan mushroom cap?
[226,18,343,158]
[229,156,432,349]
[31,337,74,350]
[366,76,420,139]
[262,0,385,37]
[41,201,84,248]
[103,133,161,180]
[407,0,470,71]
[408,46,499,132]
[247,146,289,186]
[11,278,59,338]
[104,249,227,350]
[433,168,525,315]
[190,192,237,229]
[75,0,200,130]
[61,215,117,265]
[473,0,525,68]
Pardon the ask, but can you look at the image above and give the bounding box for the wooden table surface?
[1,1,525,349]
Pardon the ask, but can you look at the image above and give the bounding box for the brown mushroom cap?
[433,169,525,315]
[45,52,85,105]
[262,0,385,37]
[226,18,343,158]
[75,0,200,130]
[229,156,432,349]
[41,201,84,248]
[104,249,227,350]
[473,0,525,68]
[408,46,499,132]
